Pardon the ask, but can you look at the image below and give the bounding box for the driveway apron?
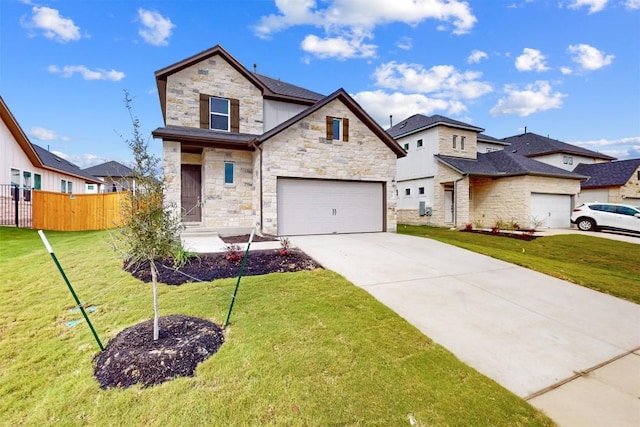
[291,233,640,401]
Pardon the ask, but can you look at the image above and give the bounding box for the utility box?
[419,202,433,216]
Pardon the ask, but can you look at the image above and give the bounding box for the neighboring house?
[574,158,640,205]
[151,45,405,236]
[82,161,136,193]
[502,132,615,171]
[390,114,586,229]
[1,96,100,198]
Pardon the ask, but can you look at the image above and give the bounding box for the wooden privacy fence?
[32,191,126,231]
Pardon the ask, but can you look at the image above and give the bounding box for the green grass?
[0,227,551,426]
[398,224,640,304]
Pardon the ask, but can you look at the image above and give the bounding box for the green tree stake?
[225,229,254,328]
[38,230,104,351]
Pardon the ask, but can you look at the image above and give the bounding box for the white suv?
[571,203,640,233]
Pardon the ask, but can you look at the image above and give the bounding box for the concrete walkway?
[290,232,640,426]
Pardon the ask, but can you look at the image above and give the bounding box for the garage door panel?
[277,178,383,235]
[530,193,571,228]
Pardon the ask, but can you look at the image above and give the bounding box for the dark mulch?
[93,315,224,389]
[461,229,538,241]
[127,249,321,286]
[219,233,278,243]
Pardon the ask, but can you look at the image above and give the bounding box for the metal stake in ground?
[38,230,104,351]
[224,229,254,328]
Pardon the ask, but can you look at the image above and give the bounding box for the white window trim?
[210,97,230,131]
[224,162,235,186]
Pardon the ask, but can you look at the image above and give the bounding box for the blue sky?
[1,0,639,168]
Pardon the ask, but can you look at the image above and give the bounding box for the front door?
[181,164,201,222]
[444,189,454,223]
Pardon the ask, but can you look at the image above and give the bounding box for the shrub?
[473,219,484,230]
[224,244,242,263]
[463,223,473,232]
[279,237,291,256]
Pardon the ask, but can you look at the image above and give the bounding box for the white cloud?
[567,0,608,13]
[515,48,549,72]
[138,9,174,46]
[30,127,69,141]
[397,36,412,50]
[560,66,573,75]
[572,136,640,159]
[353,90,465,126]
[48,65,125,81]
[467,50,488,64]
[52,151,110,168]
[568,44,614,71]
[22,6,81,42]
[490,81,566,117]
[301,32,376,59]
[254,0,477,59]
[373,61,493,100]
[625,0,640,10]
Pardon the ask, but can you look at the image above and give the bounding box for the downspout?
[250,139,264,235]
[452,173,468,228]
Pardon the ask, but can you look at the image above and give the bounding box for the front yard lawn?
[0,227,551,426]
[398,224,640,304]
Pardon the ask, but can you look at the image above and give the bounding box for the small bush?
[473,219,484,230]
[224,244,242,263]
[279,237,291,256]
[463,223,473,232]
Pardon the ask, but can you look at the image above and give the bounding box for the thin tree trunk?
[150,261,159,341]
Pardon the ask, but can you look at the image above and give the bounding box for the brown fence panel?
[32,191,126,231]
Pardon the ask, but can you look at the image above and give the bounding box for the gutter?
[249,139,264,234]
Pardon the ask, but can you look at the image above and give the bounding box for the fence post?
[13,185,19,227]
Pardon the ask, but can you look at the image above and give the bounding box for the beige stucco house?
[390,115,587,229]
[152,45,405,236]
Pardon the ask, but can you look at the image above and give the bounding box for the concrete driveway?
[291,232,640,424]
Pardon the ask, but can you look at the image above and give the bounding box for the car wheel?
[577,218,596,231]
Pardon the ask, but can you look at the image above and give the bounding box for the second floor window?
[326,116,349,142]
[210,97,230,131]
[200,94,239,132]
[453,135,457,149]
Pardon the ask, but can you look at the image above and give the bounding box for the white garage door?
[530,193,571,228]
[277,178,383,235]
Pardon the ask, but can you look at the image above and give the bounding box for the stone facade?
[470,175,580,228]
[165,58,263,134]
[437,126,477,159]
[159,51,400,234]
[432,163,469,226]
[260,99,398,235]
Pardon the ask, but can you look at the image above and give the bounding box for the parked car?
[571,203,640,233]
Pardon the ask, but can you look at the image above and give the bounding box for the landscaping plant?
[114,91,185,340]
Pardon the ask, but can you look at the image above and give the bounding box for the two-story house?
[151,45,405,236]
[390,114,586,229]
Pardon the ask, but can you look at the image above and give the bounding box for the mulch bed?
[98,239,320,389]
[461,229,539,241]
[94,315,224,389]
[127,249,321,286]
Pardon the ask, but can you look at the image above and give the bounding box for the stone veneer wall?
[259,99,398,235]
[471,175,580,228]
[432,163,469,227]
[201,148,255,229]
[617,165,640,202]
[165,57,264,134]
[437,126,477,159]
[397,209,433,225]
[163,141,181,220]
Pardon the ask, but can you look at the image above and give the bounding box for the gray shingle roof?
[82,161,135,178]
[478,133,509,145]
[387,114,484,138]
[151,125,258,151]
[254,73,324,102]
[502,132,616,160]
[573,158,640,188]
[435,150,586,179]
[32,144,100,182]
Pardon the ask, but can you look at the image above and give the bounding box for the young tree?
[116,90,184,340]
